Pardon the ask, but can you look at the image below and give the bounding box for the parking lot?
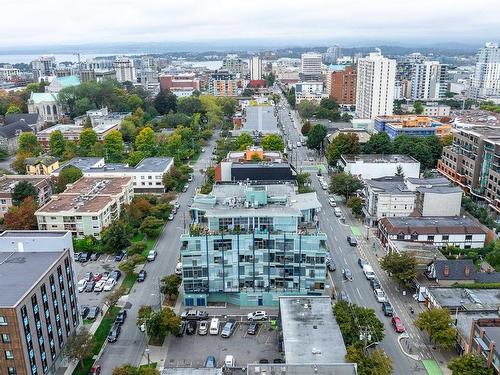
[166,318,281,368]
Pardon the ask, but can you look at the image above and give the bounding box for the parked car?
[102,272,110,281]
[80,306,89,319]
[247,311,267,321]
[333,207,342,217]
[110,270,122,282]
[328,197,337,207]
[339,290,350,303]
[114,251,126,261]
[147,250,157,262]
[85,281,96,292]
[176,321,187,337]
[173,200,180,209]
[93,273,103,282]
[87,306,100,320]
[90,253,101,261]
[84,272,94,282]
[358,258,368,268]
[247,322,259,335]
[347,236,358,246]
[224,355,234,367]
[327,261,336,272]
[103,278,117,291]
[186,320,197,335]
[370,278,381,290]
[373,288,387,303]
[221,319,237,338]
[182,183,189,192]
[205,355,216,368]
[115,310,127,325]
[175,262,183,275]
[259,359,269,364]
[89,365,101,375]
[273,358,284,364]
[382,302,394,317]
[94,280,106,292]
[137,270,147,282]
[181,309,209,321]
[168,213,174,221]
[198,320,208,335]
[77,279,87,293]
[391,316,405,333]
[342,268,353,281]
[107,323,121,342]
[78,252,90,262]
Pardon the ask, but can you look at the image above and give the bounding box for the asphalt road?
[277,91,430,375]
[97,139,218,373]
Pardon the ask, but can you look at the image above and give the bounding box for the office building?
[338,154,420,179]
[249,56,262,80]
[221,54,247,77]
[374,115,451,139]
[113,57,136,83]
[378,216,488,249]
[422,103,451,117]
[0,175,53,217]
[180,182,327,307]
[470,42,500,99]
[326,65,357,106]
[31,56,56,81]
[159,73,201,96]
[300,52,322,80]
[36,176,134,238]
[53,157,173,194]
[0,66,20,82]
[437,126,500,218]
[294,81,326,104]
[0,230,78,375]
[410,61,448,100]
[355,50,396,119]
[138,57,159,90]
[323,45,342,64]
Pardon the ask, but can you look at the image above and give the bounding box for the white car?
[94,280,106,292]
[173,201,180,209]
[147,250,157,261]
[374,289,387,303]
[175,262,183,275]
[77,279,87,293]
[224,355,235,367]
[103,278,117,291]
[247,311,267,321]
[328,197,336,207]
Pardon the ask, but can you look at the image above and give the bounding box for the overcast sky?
[1,0,499,48]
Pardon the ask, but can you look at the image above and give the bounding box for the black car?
[273,358,284,364]
[87,306,100,320]
[181,310,209,321]
[370,278,381,290]
[259,359,269,364]
[115,310,127,325]
[186,320,197,335]
[80,306,90,319]
[114,251,126,262]
[137,270,147,282]
[327,261,336,272]
[107,323,121,343]
[78,252,90,262]
[85,281,95,292]
[247,322,259,335]
[110,270,122,282]
[176,321,187,337]
[382,302,394,317]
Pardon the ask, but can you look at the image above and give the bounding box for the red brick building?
[326,66,357,106]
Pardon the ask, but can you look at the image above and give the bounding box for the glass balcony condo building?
[180,183,328,307]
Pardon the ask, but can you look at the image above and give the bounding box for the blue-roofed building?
[374,115,451,139]
[27,92,62,122]
[46,75,81,93]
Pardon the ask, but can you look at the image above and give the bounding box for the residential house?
[0,119,34,154]
[25,156,60,175]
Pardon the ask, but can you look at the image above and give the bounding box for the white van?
[209,318,219,335]
[334,207,342,217]
[175,262,182,275]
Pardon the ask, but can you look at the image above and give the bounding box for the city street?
[96,139,218,373]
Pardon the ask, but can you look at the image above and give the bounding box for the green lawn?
[132,233,157,258]
[139,363,157,369]
[73,306,120,375]
[122,272,137,293]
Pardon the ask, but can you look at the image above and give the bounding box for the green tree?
[79,128,98,156]
[347,196,363,217]
[326,133,360,165]
[127,94,143,112]
[235,132,254,151]
[4,196,38,230]
[177,96,203,116]
[139,216,164,238]
[127,241,147,256]
[414,101,424,115]
[301,121,312,136]
[448,353,493,375]
[415,308,457,349]
[127,151,146,167]
[287,87,296,108]
[49,130,66,157]
[306,124,327,150]
[119,254,145,275]
[113,365,159,375]
[362,132,392,154]
[147,308,181,340]
[11,152,29,174]
[160,274,182,301]
[320,97,339,111]
[261,134,285,151]
[18,132,41,156]
[297,100,318,119]
[329,173,363,200]
[380,252,417,286]
[135,127,157,156]
[345,345,393,375]
[6,104,22,114]
[101,220,131,253]
[62,328,95,369]
[12,181,38,206]
[442,133,453,147]
[154,90,177,115]
[104,130,124,163]
[56,165,83,193]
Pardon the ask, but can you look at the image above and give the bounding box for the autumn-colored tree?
[4,197,38,230]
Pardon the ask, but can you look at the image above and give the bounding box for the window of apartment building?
[0,316,7,325]
[2,333,10,343]
[0,199,6,204]
[50,216,57,220]
[5,350,14,359]
[397,233,405,240]
[92,216,98,220]
[148,176,152,179]
[427,235,435,241]
[466,235,473,241]
[442,235,449,241]
[8,367,17,375]
[218,218,233,231]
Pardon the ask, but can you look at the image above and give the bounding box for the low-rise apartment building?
[378,216,488,249]
[0,175,53,218]
[208,70,242,96]
[35,176,133,238]
[0,231,78,375]
[180,182,327,307]
[37,122,121,149]
[438,126,500,218]
[374,115,451,139]
[338,154,420,180]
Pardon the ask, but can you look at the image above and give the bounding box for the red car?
[391,316,405,333]
[93,273,103,282]
[89,365,101,375]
